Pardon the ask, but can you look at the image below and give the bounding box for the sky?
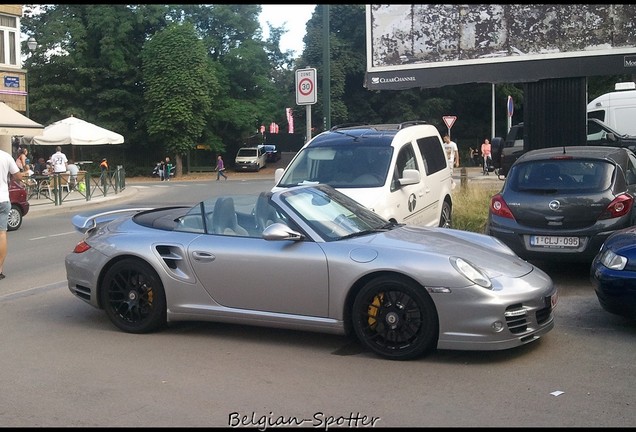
[258,4,316,56]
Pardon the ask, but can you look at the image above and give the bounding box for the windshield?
[237,149,257,157]
[280,185,391,241]
[278,144,392,188]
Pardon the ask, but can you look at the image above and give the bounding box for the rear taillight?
[598,194,634,220]
[73,240,91,253]
[490,193,516,220]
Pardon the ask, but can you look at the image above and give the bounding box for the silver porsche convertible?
[66,184,557,360]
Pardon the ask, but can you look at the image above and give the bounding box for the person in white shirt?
[49,146,68,173]
[442,134,459,172]
[0,149,23,280]
[67,159,80,190]
[443,134,459,188]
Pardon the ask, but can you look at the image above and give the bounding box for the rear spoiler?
[71,208,154,234]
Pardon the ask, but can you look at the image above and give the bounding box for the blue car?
[590,226,636,319]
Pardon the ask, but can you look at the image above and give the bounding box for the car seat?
[211,197,248,236]
[255,192,281,232]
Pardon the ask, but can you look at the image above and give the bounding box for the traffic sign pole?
[296,68,317,143]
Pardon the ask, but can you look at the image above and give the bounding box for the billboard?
[365,4,636,90]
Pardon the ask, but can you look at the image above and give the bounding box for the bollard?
[460,166,468,189]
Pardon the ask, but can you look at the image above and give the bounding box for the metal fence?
[30,166,126,206]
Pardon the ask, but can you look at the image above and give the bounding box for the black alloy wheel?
[352,275,438,360]
[100,258,167,334]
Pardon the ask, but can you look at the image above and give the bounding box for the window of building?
[0,14,18,66]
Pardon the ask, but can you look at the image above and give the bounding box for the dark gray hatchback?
[486,146,636,263]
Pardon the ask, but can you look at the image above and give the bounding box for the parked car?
[495,119,636,178]
[590,226,636,319]
[65,184,556,361]
[263,144,281,163]
[9,178,29,231]
[273,121,453,227]
[235,145,267,171]
[486,146,636,263]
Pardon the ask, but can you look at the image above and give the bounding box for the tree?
[142,22,218,176]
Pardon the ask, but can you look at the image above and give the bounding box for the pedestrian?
[34,157,47,175]
[469,147,480,166]
[155,160,165,181]
[1,148,24,280]
[216,155,228,181]
[481,138,492,176]
[442,134,459,172]
[49,145,68,174]
[100,158,109,172]
[67,159,80,190]
[442,134,459,188]
[164,157,172,181]
[15,148,28,172]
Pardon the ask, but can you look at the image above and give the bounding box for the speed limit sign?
[296,68,317,105]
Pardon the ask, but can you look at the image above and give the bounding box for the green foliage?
[451,184,502,233]
[142,22,217,159]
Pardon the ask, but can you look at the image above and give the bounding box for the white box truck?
[587,82,636,136]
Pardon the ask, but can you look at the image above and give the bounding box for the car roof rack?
[330,122,370,131]
[397,120,428,129]
[330,120,428,132]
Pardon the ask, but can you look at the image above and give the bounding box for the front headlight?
[450,257,492,289]
[600,249,627,270]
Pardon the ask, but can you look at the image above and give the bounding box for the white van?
[272,122,453,227]
[587,82,636,136]
[235,145,267,172]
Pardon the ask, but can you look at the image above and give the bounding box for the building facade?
[0,4,26,113]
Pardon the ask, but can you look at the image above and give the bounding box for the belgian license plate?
[530,235,579,248]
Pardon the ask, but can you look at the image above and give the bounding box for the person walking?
[163,157,172,181]
[216,155,228,181]
[443,134,459,188]
[49,146,68,174]
[1,149,24,280]
[442,134,459,172]
[481,138,492,176]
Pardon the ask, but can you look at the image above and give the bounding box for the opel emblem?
[549,200,561,211]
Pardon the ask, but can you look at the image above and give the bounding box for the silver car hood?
[360,225,534,278]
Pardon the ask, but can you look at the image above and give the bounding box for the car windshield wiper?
[338,222,401,240]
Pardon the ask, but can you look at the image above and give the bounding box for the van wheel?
[439,201,451,228]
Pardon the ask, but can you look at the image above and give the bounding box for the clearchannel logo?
[371,76,416,84]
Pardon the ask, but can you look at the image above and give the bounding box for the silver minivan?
[273,122,453,227]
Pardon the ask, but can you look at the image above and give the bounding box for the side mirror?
[274,167,285,184]
[262,222,304,241]
[399,169,420,186]
[606,133,617,143]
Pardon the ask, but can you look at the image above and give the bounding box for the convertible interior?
[132,192,285,237]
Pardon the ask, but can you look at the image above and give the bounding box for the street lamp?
[27,37,37,52]
[25,37,37,117]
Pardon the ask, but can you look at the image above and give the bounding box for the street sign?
[442,115,457,129]
[507,95,514,117]
[296,68,317,105]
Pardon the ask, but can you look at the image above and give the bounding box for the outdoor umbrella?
[32,115,124,146]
